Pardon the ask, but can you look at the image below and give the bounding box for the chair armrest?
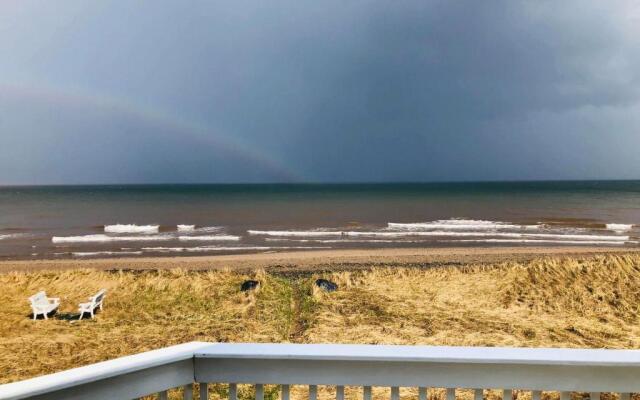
[78,302,92,308]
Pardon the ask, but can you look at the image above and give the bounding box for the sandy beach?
[1,246,639,274]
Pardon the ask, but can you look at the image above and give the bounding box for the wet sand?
[1,246,638,274]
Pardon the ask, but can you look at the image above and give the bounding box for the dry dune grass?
[1,254,640,400]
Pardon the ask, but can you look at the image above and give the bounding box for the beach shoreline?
[2,246,639,274]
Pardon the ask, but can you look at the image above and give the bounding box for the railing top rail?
[196,343,640,367]
[0,342,210,400]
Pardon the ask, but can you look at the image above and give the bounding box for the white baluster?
[184,384,193,400]
[531,391,541,400]
[391,386,400,400]
[256,384,264,400]
[364,386,372,400]
[447,388,456,400]
[475,389,483,400]
[310,385,318,400]
[282,384,291,400]
[229,383,238,400]
[419,387,428,400]
[591,393,600,400]
[200,383,209,400]
[503,389,513,400]
[620,394,631,400]
[560,392,570,400]
[159,391,168,400]
[337,386,345,400]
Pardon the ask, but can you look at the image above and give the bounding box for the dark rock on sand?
[315,278,338,292]
[241,280,260,292]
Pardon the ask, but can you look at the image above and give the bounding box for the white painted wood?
[200,383,208,400]
[0,342,209,400]
[391,386,400,400]
[446,388,456,400]
[590,393,600,400]
[229,383,238,400]
[363,386,372,400]
[28,291,60,320]
[309,385,318,400]
[503,389,512,400]
[255,384,264,400]
[78,289,106,320]
[419,387,427,400]
[184,384,193,400]
[532,390,541,400]
[281,384,290,400]
[337,385,344,400]
[6,342,640,400]
[475,389,483,400]
[159,390,168,400]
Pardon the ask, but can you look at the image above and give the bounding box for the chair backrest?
[91,289,106,305]
[29,291,48,306]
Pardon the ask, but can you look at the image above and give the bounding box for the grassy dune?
[1,254,640,398]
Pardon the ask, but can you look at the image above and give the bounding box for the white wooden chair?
[78,289,106,320]
[28,291,60,320]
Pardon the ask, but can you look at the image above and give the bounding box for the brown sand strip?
[1,246,638,274]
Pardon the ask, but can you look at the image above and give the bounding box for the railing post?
[532,391,541,400]
[200,383,209,400]
[560,392,569,400]
[447,388,456,400]
[503,389,513,400]
[184,384,193,400]
[310,385,318,400]
[363,386,372,400]
[391,386,400,400]
[591,393,600,400]
[256,384,264,400]
[282,384,291,400]
[419,387,428,400]
[337,385,345,400]
[475,389,483,400]
[159,391,168,400]
[229,383,238,400]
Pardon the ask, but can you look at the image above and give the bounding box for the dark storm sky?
[1,1,639,184]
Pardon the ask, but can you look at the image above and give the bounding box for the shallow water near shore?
[1,181,639,259]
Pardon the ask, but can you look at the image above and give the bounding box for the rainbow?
[1,82,302,181]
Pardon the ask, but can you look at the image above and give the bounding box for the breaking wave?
[177,225,196,232]
[73,251,144,257]
[388,219,538,231]
[607,223,634,232]
[52,234,172,243]
[178,235,240,241]
[104,224,159,233]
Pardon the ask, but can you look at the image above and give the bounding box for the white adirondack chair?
[28,291,60,320]
[78,289,106,320]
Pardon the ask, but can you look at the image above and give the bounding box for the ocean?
[0,181,639,260]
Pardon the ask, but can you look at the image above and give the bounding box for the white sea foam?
[196,226,224,233]
[249,228,628,241]
[104,224,159,233]
[177,224,196,232]
[52,234,172,243]
[248,230,344,237]
[606,223,634,232]
[388,219,538,231]
[450,239,629,245]
[73,251,144,257]
[0,233,26,240]
[178,235,240,241]
[142,246,329,253]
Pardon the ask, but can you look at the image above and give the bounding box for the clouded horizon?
[1,1,640,184]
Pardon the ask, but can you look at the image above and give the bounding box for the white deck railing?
[2,342,640,400]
